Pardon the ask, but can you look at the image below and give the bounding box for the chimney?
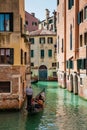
[31,13,35,17]
[45,9,50,19]
[45,9,50,30]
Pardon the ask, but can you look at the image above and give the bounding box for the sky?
[25,0,57,21]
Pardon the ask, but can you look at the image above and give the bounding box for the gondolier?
[26,88,45,114]
[26,86,33,108]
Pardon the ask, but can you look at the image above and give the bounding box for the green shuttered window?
[48,49,52,57]
[41,50,44,58]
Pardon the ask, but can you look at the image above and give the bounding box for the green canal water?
[0,81,87,130]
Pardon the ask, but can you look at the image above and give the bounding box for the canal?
[0,81,87,130]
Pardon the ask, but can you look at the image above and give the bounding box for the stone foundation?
[0,65,27,109]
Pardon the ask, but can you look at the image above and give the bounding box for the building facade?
[0,0,30,109]
[78,0,87,99]
[56,0,66,88]
[25,11,39,32]
[57,0,87,99]
[39,9,57,32]
[29,29,57,81]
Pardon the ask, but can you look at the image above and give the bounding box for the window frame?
[0,81,11,93]
[0,13,13,32]
[0,48,14,65]
[39,37,45,44]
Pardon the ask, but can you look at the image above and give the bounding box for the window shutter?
[72,0,74,5]
[66,61,68,68]
[24,52,27,65]
[31,50,34,57]
[70,32,72,50]
[68,0,72,9]
[21,49,23,64]
[78,12,80,24]
[77,59,81,69]
[70,60,73,69]
[48,38,49,43]
[30,38,34,44]
[41,50,44,58]
[85,58,87,69]
[81,59,85,69]
[48,50,52,57]
[32,38,34,44]
[10,48,14,65]
[39,38,41,44]
[10,13,13,31]
[51,38,53,43]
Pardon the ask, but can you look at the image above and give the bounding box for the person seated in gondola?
[36,94,44,108]
[31,95,44,109]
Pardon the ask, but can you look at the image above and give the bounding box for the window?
[52,62,56,67]
[53,72,57,77]
[48,49,52,57]
[24,52,27,65]
[80,78,83,85]
[80,35,83,47]
[84,32,87,45]
[31,50,34,58]
[84,6,87,20]
[70,25,72,50]
[77,59,87,69]
[31,62,34,67]
[32,22,34,26]
[49,19,53,24]
[57,36,59,53]
[29,38,34,44]
[39,37,45,44]
[57,0,59,5]
[78,10,83,24]
[25,21,28,25]
[0,81,10,93]
[67,60,73,69]
[0,48,14,64]
[48,37,53,43]
[68,0,74,10]
[32,22,37,26]
[21,49,23,64]
[61,38,64,53]
[40,50,44,58]
[0,13,13,32]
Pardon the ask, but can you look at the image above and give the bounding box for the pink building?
[25,11,39,32]
[57,0,87,100]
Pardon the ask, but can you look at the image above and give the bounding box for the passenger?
[37,94,44,108]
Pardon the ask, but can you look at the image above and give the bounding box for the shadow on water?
[25,111,43,130]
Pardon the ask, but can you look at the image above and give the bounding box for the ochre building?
[0,0,30,109]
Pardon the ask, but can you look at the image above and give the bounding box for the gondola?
[27,88,45,114]
[31,79,38,84]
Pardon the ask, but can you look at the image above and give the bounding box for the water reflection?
[25,112,43,130]
[56,87,87,130]
[0,81,87,130]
